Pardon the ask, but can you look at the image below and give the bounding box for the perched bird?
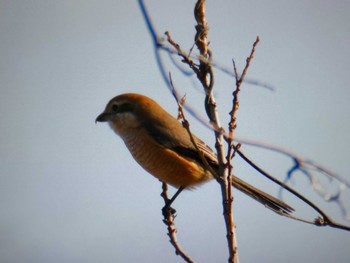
[96,93,293,215]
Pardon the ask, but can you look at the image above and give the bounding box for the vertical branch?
[194,1,238,263]
[229,37,259,141]
[226,37,259,193]
[224,37,259,263]
[194,0,210,82]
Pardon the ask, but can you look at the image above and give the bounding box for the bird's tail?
[232,176,294,215]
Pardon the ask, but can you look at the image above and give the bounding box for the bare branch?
[169,74,220,180]
[221,37,261,263]
[235,146,350,231]
[165,31,202,78]
[229,36,260,136]
[137,0,171,89]
[194,1,238,262]
[236,137,350,222]
[160,182,194,263]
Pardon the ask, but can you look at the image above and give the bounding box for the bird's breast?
[122,129,213,188]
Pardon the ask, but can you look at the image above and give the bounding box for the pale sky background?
[1,0,350,262]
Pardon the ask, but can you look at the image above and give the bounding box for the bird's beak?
[95,112,109,123]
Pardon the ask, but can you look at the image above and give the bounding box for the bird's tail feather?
[232,177,294,215]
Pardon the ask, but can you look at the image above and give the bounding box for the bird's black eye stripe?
[111,102,134,114]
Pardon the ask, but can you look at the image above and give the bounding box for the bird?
[96,93,294,215]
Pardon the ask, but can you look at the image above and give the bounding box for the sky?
[1,0,350,262]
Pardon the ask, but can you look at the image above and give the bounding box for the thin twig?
[226,36,260,190]
[228,36,260,144]
[221,36,260,263]
[165,31,201,77]
[236,137,350,187]
[236,137,350,221]
[236,147,350,231]
[160,182,194,263]
[169,74,220,181]
[137,0,171,89]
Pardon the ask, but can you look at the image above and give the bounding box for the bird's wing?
[143,118,218,166]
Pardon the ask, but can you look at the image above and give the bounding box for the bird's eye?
[111,104,119,112]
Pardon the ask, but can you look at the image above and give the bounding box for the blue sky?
[1,1,350,262]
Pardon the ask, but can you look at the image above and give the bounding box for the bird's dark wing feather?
[143,119,217,165]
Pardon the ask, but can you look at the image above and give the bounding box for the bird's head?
[96,93,168,137]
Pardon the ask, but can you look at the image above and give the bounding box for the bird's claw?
[162,205,177,218]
